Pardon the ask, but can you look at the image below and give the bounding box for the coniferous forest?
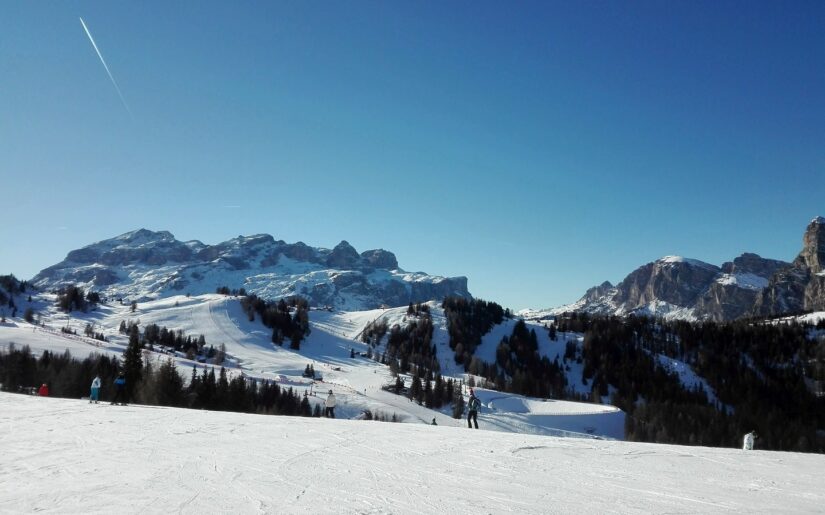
[441,296,825,453]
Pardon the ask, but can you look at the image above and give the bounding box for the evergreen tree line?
[386,366,460,411]
[119,320,214,359]
[369,305,459,413]
[443,297,565,399]
[360,318,388,346]
[384,306,438,378]
[215,286,247,297]
[0,344,313,417]
[441,296,824,452]
[0,274,27,307]
[493,320,567,399]
[442,297,509,367]
[557,313,825,453]
[240,295,310,349]
[56,284,101,313]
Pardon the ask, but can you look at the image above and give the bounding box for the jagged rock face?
[582,281,614,303]
[614,257,720,308]
[693,253,791,321]
[568,217,825,321]
[31,229,471,310]
[360,249,398,270]
[805,275,825,311]
[572,254,791,321]
[695,281,761,322]
[752,267,809,315]
[721,253,788,277]
[326,241,360,268]
[282,242,319,263]
[755,217,825,315]
[796,217,825,273]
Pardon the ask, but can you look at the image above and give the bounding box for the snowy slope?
[1,392,823,514]
[0,295,623,438]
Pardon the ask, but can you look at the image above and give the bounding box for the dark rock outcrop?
[754,217,825,315]
[360,249,398,270]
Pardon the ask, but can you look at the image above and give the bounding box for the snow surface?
[658,256,718,271]
[1,392,823,514]
[715,273,769,291]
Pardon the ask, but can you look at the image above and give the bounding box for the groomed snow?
[1,392,823,514]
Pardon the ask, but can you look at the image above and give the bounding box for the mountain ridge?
[549,217,825,321]
[32,229,471,310]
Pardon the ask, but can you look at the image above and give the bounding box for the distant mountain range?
[552,217,825,321]
[32,229,471,310]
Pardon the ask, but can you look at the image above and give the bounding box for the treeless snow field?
[1,392,822,514]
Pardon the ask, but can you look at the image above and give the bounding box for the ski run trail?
[1,392,823,514]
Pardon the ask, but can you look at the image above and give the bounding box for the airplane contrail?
[79,17,132,116]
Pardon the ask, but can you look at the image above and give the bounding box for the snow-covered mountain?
[31,229,471,310]
[546,254,786,321]
[548,218,825,321]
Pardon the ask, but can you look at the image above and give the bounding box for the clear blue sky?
[2,1,823,310]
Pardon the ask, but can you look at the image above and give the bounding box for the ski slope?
[0,294,623,437]
[1,392,822,514]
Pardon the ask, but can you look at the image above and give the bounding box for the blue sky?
[2,1,823,310]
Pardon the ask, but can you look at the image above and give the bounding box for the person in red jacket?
[38,383,49,396]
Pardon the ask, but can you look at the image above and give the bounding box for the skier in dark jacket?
[467,388,480,429]
[111,373,127,405]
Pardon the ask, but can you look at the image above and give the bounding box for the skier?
[111,373,127,405]
[89,375,101,403]
[325,390,336,418]
[743,430,757,450]
[38,383,49,397]
[431,418,437,426]
[467,388,480,429]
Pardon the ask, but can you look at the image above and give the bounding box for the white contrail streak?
[79,17,132,116]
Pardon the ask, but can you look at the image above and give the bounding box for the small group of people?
[90,373,127,404]
[34,373,126,405]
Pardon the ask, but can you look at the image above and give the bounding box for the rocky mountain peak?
[796,217,825,273]
[326,241,361,268]
[360,249,398,270]
[720,253,788,277]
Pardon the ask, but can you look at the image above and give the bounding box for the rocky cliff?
[565,217,825,321]
[754,217,825,316]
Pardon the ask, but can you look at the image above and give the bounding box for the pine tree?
[122,324,143,399]
[452,387,465,419]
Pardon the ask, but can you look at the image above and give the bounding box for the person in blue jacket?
[89,375,101,403]
[111,373,127,405]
